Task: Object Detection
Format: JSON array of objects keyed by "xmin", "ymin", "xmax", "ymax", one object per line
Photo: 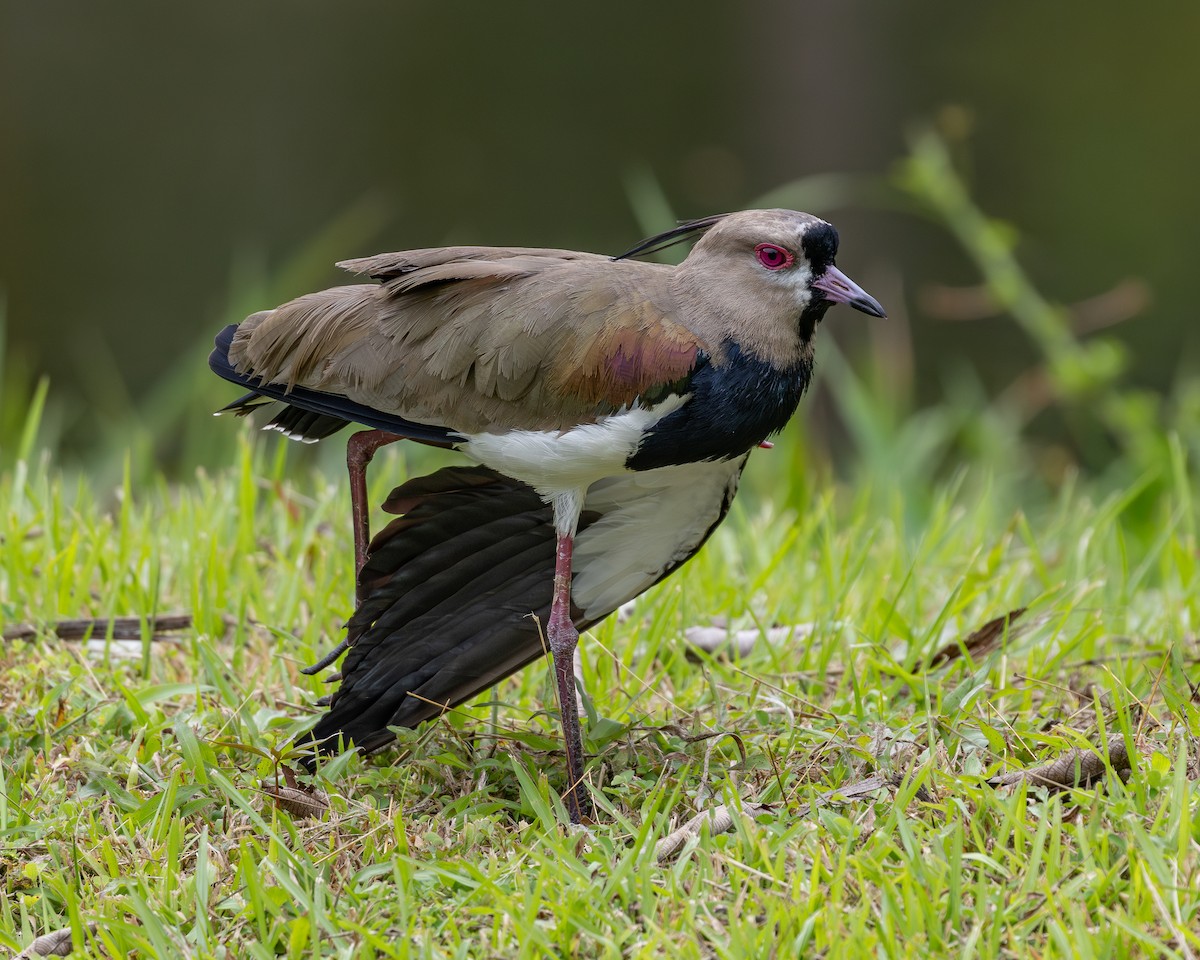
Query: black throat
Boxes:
[{"xmin": 626, "ymin": 342, "xmax": 813, "ymax": 471}]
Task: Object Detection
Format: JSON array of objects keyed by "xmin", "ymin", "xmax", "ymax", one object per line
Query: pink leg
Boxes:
[
  {"xmin": 301, "ymin": 431, "xmax": 397, "ymax": 680},
  {"xmin": 547, "ymin": 530, "xmax": 590, "ymax": 824},
  {"xmin": 346, "ymin": 429, "xmax": 402, "ymax": 587}
]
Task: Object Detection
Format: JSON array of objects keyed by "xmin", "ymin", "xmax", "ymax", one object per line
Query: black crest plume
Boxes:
[{"xmin": 612, "ymin": 214, "xmax": 729, "ymax": 262}]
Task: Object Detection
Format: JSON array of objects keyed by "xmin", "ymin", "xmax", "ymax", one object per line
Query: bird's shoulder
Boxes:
[
  {"xmin": 226, "ymin": 246, "xmax": 713, "ymax": 432},
  {"xmin": 347, "ymin": 248, "xmax": 709, "ymax": 421},
  {"xmin": 337, "ymin": 245, "xmax": 609, "ymax": 287}
]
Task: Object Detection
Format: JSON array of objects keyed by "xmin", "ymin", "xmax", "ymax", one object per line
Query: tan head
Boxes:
[{"xmin": 661, "ymin": 209, "xmax": 885, "ymax": 367}]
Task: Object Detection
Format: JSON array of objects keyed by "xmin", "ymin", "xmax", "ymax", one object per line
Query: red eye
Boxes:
[{"xmin": 754, "ymin": 243, "xmax": 793, "ymax": 270}]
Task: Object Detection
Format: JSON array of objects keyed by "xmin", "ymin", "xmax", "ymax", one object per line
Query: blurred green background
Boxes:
[{"xmin": 2, "ymin": 2, "xmax": 1198, "ymax": 479}]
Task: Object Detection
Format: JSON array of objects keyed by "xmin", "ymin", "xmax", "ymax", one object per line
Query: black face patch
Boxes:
[
  {"xmin": 797, "ymin": 299, "xmax": 833, "ymax": 343},
  {"xmin": 800, "ymin": 222, "xmax": 840, "ymax": 275}
]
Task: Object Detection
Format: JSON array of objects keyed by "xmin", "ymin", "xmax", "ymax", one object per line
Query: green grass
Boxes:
[
  {"xmin": 1, "ymin": 425, "xmax": 1198, "ymax": 958},
  {"xmin": 2, "ymin": 130, "xmax": 1199, "ymax": 956}
]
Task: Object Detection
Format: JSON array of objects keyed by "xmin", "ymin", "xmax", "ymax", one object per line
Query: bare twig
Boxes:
[
  {"xmin": 919, "ymin": 283, "xmax": 1002, "ymax": 321},
  {"xmin": 986, "ymin": 739, "xmax": 1133, "ymax": 792},
  {"xmin": 654, "ymin": 771, "xmax": 927, "ymax": 865},
  {"xmin": 1069, "ymin": 278, "xmax": 1151, "ymax": 335},
  {"xmin": 920, "ymin": 278, "xmax": 1148, "ymax": 334},
  {"xmin": 12, "ymin": 923, "xmax": 96, "ymax": 958},
  {"xmin": 260, "ymin": 779, "xmax": 330, "ymax": 819},
  {"xmin": 928, "ymin": 607, "xmax": 1028, "ymax": 667},
  {"xmin": 2, "ymin": 614, "xmax": 192, "ymax": 643},
  {"xmin": 655, "ymin": 802, "xmax": 772, "ymax": 864}
]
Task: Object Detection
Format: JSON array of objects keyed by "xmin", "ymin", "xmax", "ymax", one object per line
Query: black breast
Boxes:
[{"xmin": 626, "ymin": 342, "xmax": 812, "ymax": 471}]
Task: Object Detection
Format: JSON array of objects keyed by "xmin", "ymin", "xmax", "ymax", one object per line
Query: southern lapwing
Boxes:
[{"xmin": 208, "ymin": 209, "xmax": 885, "ymax": 822}]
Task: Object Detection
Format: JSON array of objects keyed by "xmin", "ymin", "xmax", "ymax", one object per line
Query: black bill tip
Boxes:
[{"xmin": 811, "ymin": 265, "xmax": 886, "ymax": 319}]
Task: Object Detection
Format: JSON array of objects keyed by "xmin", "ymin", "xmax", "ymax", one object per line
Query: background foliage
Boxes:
[{"xmin": 1, "ymin": 6, "xmax": 1198, "ymax": 958}]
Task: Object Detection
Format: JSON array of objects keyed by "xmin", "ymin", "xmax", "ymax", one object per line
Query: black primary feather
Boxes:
[
  {"xmin": 294, "ymin": 461, "xmax": 741, "ymax": 765},
  {"xmin": 295, "ymin": 466, "xmax": 577, "ymax": 762}
]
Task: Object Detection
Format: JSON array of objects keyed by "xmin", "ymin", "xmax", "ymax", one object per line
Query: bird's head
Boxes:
[{"xmin": 652, "ymin": 209, "xmax": 886, "ymax": 365}]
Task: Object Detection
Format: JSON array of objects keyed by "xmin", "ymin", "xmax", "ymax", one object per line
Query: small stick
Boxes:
[
  {"xmin": 2, "ymin": 614, "xmax": 192, "ymax": 642},
  {"xmin": 987, "ymin": 740, "xmax": 1133, "ymax": 792},
  {"xmin": 13, "ymin": 923, "xmax": 97, "ymax": 958}
]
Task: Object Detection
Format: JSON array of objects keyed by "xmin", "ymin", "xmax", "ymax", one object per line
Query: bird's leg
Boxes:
[
  {"xmin": 547, "ymin": 524, "xmax": 591, "ymax": 824},
  {"xmin": 346, "ymin": 429, "xmax": 402, "ymax": 586},
  {"xmin": 300, "ymin": 429, "xmax": 399, "ymax": 678}
]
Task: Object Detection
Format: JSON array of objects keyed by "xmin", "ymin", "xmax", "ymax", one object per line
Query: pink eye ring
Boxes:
[{"xmin": 754, "ymin": 243, "xmax": 794, "ymax": 270}]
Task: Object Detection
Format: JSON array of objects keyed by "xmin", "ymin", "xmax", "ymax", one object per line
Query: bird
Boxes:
[{"xmin": 208, "ymin": 209, "xmax": 885, "ymax": 823}]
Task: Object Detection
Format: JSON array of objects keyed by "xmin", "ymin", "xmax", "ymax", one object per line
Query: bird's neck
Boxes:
[
  {"xmin": 626, "ymin": 341, "xmax": 812, "ymax": 471},
  {"xmin": 669, "ymin": 267, "xmax": 814, "ymax": 370}
]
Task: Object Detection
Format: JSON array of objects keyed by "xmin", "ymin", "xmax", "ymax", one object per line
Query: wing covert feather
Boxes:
[{"xmin": 226, "ymin": 248, "xmax": 708, "ymax": 432}]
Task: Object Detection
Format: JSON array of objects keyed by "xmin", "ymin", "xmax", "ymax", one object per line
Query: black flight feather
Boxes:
[{"xmin": 295, "ymin": 461, "xmax": 742, "ymax": 765}]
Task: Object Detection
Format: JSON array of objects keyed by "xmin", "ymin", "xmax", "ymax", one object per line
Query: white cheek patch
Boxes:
[{"xmin": 782, "ymin": 260, "xmax": 814, "ymax": 307}]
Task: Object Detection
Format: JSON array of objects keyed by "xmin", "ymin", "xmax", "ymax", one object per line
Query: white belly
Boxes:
[
  {"xmin": 571, "ymin": 455, "xmax": 746, "ymax": 619},
  {"xmin": 456, "ymin": 394, "xmax": 689, "ymax": 497}
]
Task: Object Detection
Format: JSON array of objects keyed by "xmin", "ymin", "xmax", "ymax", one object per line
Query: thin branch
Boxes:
[
  {"xmin": 2, "ymin": 614, "xmax": 193, "ymax": 642},
  {"xmin": 928, "ymin": 607, "xmax": 1028, "ymax": 667},
  {"xmin": 13, "ymin": 923, "xmax": 96, "ymax": 958},
  {"xmin": 986, "ymin": 739, "xmax": 1133, "ymax": 792}
]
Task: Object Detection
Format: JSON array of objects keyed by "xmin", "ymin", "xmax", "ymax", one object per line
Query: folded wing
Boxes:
[{"xmin": 208, "ymin": 246, "xmax": 708, "ymax": 439}]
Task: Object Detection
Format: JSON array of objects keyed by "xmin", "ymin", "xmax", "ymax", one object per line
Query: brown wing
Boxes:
[{"xmin": 223, "ymin": 247, "xmax": 707, "ymax": 433}]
